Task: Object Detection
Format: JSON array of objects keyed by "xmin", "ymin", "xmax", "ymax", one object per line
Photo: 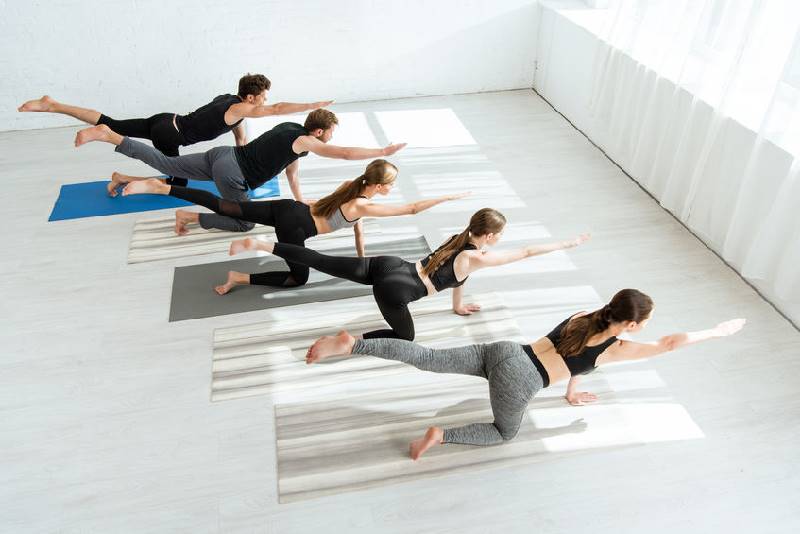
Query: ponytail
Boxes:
[
  {"xmin": 556, "ymin": 289, "xmax": 654, "ymax": 357},
  {"xmin": 421, "ymin": 229, "xmax": 471, "ymax": 277},
  {"xmin": 311, "ymin": 159, "xmax": 398, "ymax": 219},
  {"xmin": 421, "ymin": 207, "xmax": 507, "ymax": 277},
  {"xmin": 312, "ymin": 177, "xmax": 365, "ymax": 218}
]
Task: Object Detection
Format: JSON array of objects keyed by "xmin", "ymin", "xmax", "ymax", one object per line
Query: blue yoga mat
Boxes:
[{"xmin": 48, "ymin": 177, "xmax": 279, "ymax": 221}]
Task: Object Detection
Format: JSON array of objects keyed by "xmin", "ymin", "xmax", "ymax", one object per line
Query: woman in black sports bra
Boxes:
[
  {"xmin": 229, "ymin": 208, "xmax": 589, "ymax": 340},
  {"xmin": 304, "ymin": 289, "xmax": 746, "ymax": 459}
]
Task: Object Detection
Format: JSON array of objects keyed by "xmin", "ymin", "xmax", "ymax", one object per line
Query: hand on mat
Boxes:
[
  {"xmin": 565, "ymin": 391, "xmax": 598, "ymax": 406},
  {"xmin": 714, "ymin": 318, "xmax": 746, "ymax": 336},
  {"xmin": 453, "ymin": 303, "xmax": 481, "ymax": 316},
  {"xmin": 382, "ymin": 142, "xmax": 407, "ymax": 156},
  {"xmin": 563, "ymin": 233, "xmax": 591, "ymax": 249}
]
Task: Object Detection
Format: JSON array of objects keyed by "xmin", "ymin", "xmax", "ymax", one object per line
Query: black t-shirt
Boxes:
[
  {"xmin": 175, "ymin": 94, "xmax": 243, "ymax": 145},
  {"xmin": 234, "ymin": 122, "xmax": 309, "ymax": 189}
]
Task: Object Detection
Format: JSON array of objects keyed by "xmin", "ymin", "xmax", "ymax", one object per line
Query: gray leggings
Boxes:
[
  {"xmin": 115, "ymin": 137, "xmax": 254, "ymax": 232},
  {"xmin": 352, "ymin": 338, "xmax": 544, "ymax": 446}
]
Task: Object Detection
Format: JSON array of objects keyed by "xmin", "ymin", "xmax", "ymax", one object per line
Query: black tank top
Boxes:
[
  {"xmin": 175, "ymin": 94, "xmax": 243, "ymax": 145},
  {"xmin": 234, "ymin": 122, "xmax": 309, "ymax": 189},
  {"xmin": 545, "ymin": 316, "xmax": 617, "ymax": 375},
  {"xmin": 419, "ymin": 237, "xmax": 477, "ymax": 291}
]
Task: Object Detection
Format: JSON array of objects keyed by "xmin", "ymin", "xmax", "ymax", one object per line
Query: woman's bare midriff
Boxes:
[
  {"xmin": 529, "ymin": 337, "xmax": 572, "ymax": 384},
  {"xmin": 312, "ymin": 214, "xmax": 330, "ymax": 235},
  {"xmin": 415, "ymin": 261, "xmax": 437, "ymax": 297}
]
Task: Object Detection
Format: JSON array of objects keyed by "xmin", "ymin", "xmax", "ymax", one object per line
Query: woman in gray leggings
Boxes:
[{"xmin": 305, "ymin": 289, "xmax": 745, "ymax": 460}]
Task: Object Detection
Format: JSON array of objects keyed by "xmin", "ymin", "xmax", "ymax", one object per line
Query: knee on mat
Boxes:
[
  {"xmin": 395, "ymin": 329, "xmax": 416, "ymax": 342},
  {"xmin": 235, "ymin": 221, "xmax": 256, "ymax": 232},
  {"xmin": 498, "ymin": 425, "xmax": 520, "ymax": 442},
  {"xmin": 283, "ymin": 272, "xmax": 309, "ymax": 287}
]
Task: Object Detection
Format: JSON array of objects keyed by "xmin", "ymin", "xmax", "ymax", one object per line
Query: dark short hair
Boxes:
[
  {"xmin": 304, "ymin": 109, "xmax": 338, "ymax": 131},
  {"xmin": 238, "ymin": 73, "xmax": 271, "ymax": 97}
]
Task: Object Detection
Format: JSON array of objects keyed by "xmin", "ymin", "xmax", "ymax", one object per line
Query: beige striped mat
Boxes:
[
  {"xmin": 275, "ymin": 368, "xmax": 704, "ymax": 502},
  {"xmin": 127, "ymin": 216, "xmax": 382, "ymax": 264}
]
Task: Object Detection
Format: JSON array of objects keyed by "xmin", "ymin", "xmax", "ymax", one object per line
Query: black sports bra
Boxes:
[
  {"xmin": 419, "ymin": 236, "xmax": 477, "ymax": 291},
  {"xmin": 546, "ymin": 315, "xmax": 617, "ymax": 375}
]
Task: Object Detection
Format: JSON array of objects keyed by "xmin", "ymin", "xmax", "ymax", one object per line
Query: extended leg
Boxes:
[
  {"xmin": 18, "ymin": 95, "xmax": 102, "ymax": 125},
  {"xmin": 266, "ymin": 242, "xmax": 372, "ymax": 285},
  {"xmin": 307, "ymin": 334, "xmax": 486, "ymax": 376}
]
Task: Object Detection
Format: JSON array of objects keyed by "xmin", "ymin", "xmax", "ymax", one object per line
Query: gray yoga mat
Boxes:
[{"xmin": 169, "ymin": 234, "xmax": 432, "ymax": 321}]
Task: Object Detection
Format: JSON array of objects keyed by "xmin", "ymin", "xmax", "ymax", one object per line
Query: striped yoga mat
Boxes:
[
  {"xmin": 275, "ymin": 369, "xmax": 704, "ymax": 503},
  {"xmin": 127, "ymin": 217, "xmax": 382, "ymax": 264}
]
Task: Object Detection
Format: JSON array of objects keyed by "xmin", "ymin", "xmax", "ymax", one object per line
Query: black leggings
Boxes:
[
  {"xmin": 97, "ymin": 112, "xmax": 188, "ymax": 186},
  {"xmin": 168, "ymin": 186, "xmax": 318, "ymax": 286},
  {"xmin": 271, "ymin": 242, "xmax": 429, "ymax": 340}
]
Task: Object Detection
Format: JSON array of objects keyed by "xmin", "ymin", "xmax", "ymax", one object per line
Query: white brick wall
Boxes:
[{"xmin": 1, "ymin": 0, "xmax": 540, "ymax": 131}]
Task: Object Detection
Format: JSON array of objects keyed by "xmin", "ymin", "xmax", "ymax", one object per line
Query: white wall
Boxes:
[{"xmin": 0, "ymin": 0, "xmax": 540, "ymax": 132}]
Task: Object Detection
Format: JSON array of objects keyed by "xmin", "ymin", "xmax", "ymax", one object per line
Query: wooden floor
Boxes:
[{"xmin": 1, "ymin": 90, "xmax": 798, "ymax": 533}]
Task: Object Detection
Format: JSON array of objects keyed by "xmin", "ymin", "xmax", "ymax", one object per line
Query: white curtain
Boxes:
[{"xmin": 586, "ymin": 0, "xmax": 800, "ymax": 318}]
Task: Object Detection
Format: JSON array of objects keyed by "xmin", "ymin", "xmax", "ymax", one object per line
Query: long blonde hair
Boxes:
[
  {"xmin": 311, "ymin": 159, "xmax": 398, "ymax": 218},
  {"xmin": 421, "ymin": 208, "xmax": 506, "ymax": 277}
]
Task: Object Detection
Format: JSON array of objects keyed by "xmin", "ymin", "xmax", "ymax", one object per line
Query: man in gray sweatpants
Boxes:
[
  {"xmin": 115, "ymin": 138, "xmax": 252, "ymax": 231},
  {"xmin": 75, "ymin": 108, "xmax": 406, "ymax": 232}
]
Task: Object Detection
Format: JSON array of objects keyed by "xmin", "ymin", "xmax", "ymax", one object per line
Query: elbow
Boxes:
[{"xmin": 408, "ymin": 205, "xmax": 419, "ymax": 215}]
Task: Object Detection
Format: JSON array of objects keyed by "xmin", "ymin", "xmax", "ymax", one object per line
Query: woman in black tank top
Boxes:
[
  {"xmin": 302, "ymin": 289, "xmax": 745, "ymax": 458},
  {"xmin": 17, "ymin": 73, "xmax": 332, "ymax": 191},
  {"xmin": 229, "ymin": 208, "xmax": 589, "ymax": 340}
]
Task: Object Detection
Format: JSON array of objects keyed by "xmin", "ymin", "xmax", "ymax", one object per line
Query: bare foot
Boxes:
[
  {"xmin": 214, "ymin": 271, "xmax": 249, "ymax": 295},
  {"xmin": 75, "ymin": 124, "xmax": 112, "ymax": 147},
  {"xmin": 409, "ymin": 427, "xmax": 444, "ymax": 460},
  {"xmin": 106, "ymin": 172, "xmax": 129, "ymax": 197},
  {"xmin": 122, "ymin": 178, "xmax": 164, "ymax": 197},
  {"xmin": 229, "ymin": 237, "xmax": 261, "ymax": 256},
  {"xmin": 174, "ymin": 209, "xmax": 197, "ymax": 236},
  {"xmin": 18, "ymin": 95, "xmax": 55, "ymax": 112},
  {"xmin": 305, "ymin": 330, "xmax": 356, "ymax": 364}
]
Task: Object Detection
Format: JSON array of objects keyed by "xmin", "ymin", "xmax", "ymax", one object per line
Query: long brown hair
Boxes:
[
  {"xmin": 421, "ymin": 208, "xmax": 507, "ymax": 277},
  {"xmin": 556, "ymin": 289, "xmax": 654, "ymax": 357},
  {"xmin": 311, "ymin": 159, "xmax": 398, "ymax": 218}
]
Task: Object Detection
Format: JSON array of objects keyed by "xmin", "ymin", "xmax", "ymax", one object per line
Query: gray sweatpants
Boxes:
[
  {"xmin": 115, "ymin": 137, "xmax": 255, "ymax": 232},
  {"xmin": 352, "ymin": 338, "xmax": 544, "ymax": 446}
]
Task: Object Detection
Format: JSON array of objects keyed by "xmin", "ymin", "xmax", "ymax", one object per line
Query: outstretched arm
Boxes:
[
  {"xmin": 356, "ymin": 192, "xmax": 470, "ymax": 218},
  {"xmin": 471, "ymin": 233, "xmax": 591, "ymax": 269},
  {"xmin": 227, "ymin": 100, "xmax": 334, "ymax": 121},
  {"xmin": 354, "ymin": 220, "xmax": 366, "ymax": 257},
  {"xmin": 597, "ymin": 318, "xmax": 746, "ymax": 364},
  {"xmin": 296, "ymin": 136, "xmax": 407, "ymax": 160}
]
